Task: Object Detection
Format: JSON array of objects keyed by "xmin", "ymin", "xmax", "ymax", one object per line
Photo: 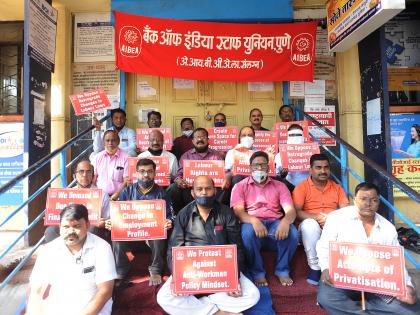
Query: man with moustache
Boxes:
[
  {"xmin": 27, "ymin": 204, "xmax": 117, "ymax": 315},
  {"xmin": 147, "ymin": 110, "xmax": 162, "ymax": 128},
  {"xmin": 249, "ymin": 108, "xmax": 269, "ymax": 131},
  {"xmin": 317, "ymin": 182, "xmax": 420, "ymax": 314},
  {"xmin": 278, "ymin": 105, "xmax": 295, "ymax": 122}
]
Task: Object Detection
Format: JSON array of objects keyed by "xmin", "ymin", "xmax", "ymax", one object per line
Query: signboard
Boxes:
[
  {"xmin": 304, "ymin": 105, "xmax": 337, "ymax": 146},
  {"xmin": 208, "ymin": 127, "xmax": 238, "ymax": 151},
  {"xmin": 110, "ymin": 200, "xmax": 166, "ymax": 240},
  {"xmin": 0, "ymin": 123, "xmax": 24, "ymax": 206},
  {"xmin": 172, "ymin": 245, "xmax": 239, "ymax": 295},
  {"xmin": 28, "ymin": 0, "xmax": 57, "ymax": 72},
  {"xmin": 127, "ymin": 156, "xmax": 170, "ymax": 186},
  {"xmin": 136, "ymin": 128, "xmax": 173, "ymax": 151},
  {"xmin": 254, "ymin": 130, "xmax": 278, "ymax": 152},
  {"xmin": 278, "ymin": 143, "xmax": 320, "ymax": 172},
  {"xmin": 115, "ymin": 12, "xmax": 317, "ymax": 82},
  {"xmin": 45, "ymin": 188, "xmax": 102, "ymax": 225},
  {"xmin": 232, "ymin": 150, "xmax": 275, "ymax": 176},
  {"xmin": 273, "ymin": 121, "xmax": 310, "ymax": 144},
  {"xmin": 326, "ymin": 0, "xmax": 405, "ymax": 52},
  {"xmin": 69, "ymin": 89, "xmax": 111, "ymax": 116},
  {"xmin": 329, "ymin": 242, "xmax": 406, "ymax": 297},
  {"xmin": 183, "ymin": 160, "xmax": 225, "ymax": 187}
]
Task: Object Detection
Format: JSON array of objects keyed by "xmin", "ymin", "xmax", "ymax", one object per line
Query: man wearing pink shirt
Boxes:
[
  {"xmin": 231, "ymin": 151, "xmax": 298, "ymax": 287},
  {"xmin": 93, "ymin": 130, "xmax": 129, "ymax": 201}
]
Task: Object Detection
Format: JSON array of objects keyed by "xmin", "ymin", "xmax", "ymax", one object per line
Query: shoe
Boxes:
[{"xmin": 307, "ymin": 269, "xmax": 321, "ymax": 285}]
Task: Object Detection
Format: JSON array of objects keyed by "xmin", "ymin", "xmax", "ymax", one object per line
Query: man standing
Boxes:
[
  {"xmin": 278, "ymin": 105, "xmax": 295, "ymax": 122},
  {"xmin": 92, "ymin": 108, "xmax": 137, "ymax": 157},
  {"xmin": 172, "ymin": 117, "xmax": 194, "ymax": 160},
  {"xmin": 27, "ymin": 204, "xmax": 116, "ymax": 315},
  {"xmin": 249, "ymin": 108, "xmax": 269, "ymax": 131},
  {"xmin": 138, "ymin": 130, "xmax": 178, "ymax": 183},
  {"xmin": 93, "ymin": 130, "xmax": 128, "ymax": 201},
  {"xmin": 157, "ymin": 176, "xmax": 260, "ymax": 315},
  {"xmin": 44, "ymin": 160, "xmax": 111, "ymax": 243},
  {"xmin": 293, "ymin": 154, "xmax": 349, "ymax": 285},
  {"xmin": 107, "ymin": 158, "xmax": 173, "ymax": 286},
  {"xmin": 231, "ymin": 151, "xmax": 298, "ymax": 287},
  {"xmin": 317, "ymin": 182, "xmax": 419, "ymax": 314},
  {"xmin": 214, "ymin": 112, "xmax": 227, "ymax": 127},
  {"xmin": 147, "ymin": 110, "xmax": 162, "ymax": 128}
]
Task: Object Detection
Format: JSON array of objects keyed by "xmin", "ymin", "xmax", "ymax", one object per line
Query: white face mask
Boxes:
[
  {"xmin": 240, "ymin": 136, "xmax": 254, "ymax": 149},
  {"xmin": 251, "ymin": 170, "xmax": 268, "ymax": 183},
  {"xmin": 287, "ymin": 131, "xmax": 304, "ymax": 144},
  {"xmin": 183, "ymin": 129, "xmax": 193, "ymax": 137}
]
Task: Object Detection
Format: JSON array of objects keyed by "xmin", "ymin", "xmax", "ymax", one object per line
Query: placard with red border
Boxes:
[
  {"xmin": 128, "ymin": 156, "xmax": 170, "ymax": 186},
  {"xmin": 136, "ymin": 127, "xmax": 173, "ymax": 151},
  {"xmin": 183, "ymin": 160, "xmax": 225, "ymax": 187},
  {"xmin": 254, "ymin": 130, "xmax": 278, "ymax": 152},
  {"xmin": 329, "ymin": 241, "xmax": 406, "ymax": 297},
  {"xmin": 172, "ymin": 245, "xmax": 239, "ymax": 295},
  {"xmin": 110, "ymin": 200, "xmax": 166, "ymax": 241},
  {"xmin": 278, "ymin": 142, "xmax": 319, "ymax": 172},
  {"xmin": 69, "ymin": 89, "xmax": 111, "ymax": 116},
  {"xmin": 273, "ymin": 121, "xmax": 310, "ymax": 144},
  {"xmin": 208, "ymin": 126, "xmax": 238, "ymax": 151},
  {"xmin": 232, "ymin": 149, "xmax": 275, "ymax": 176},
  {"xmin": 45, "ymin": 188, "xmax": 102, "ymax": 226}
]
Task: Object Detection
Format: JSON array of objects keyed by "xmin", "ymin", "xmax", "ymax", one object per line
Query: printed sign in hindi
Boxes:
[
  {"xmin": 45, "ymin": 188, "xmax": 102, "ymax": 225},
  {"xmin": 254, "ymin": 130, "xmax": 279, "ymax": 152},
  {"xmin": 172, "ymin": 245, "xmax": 239, "ymax": 295},
  {"xmin": 304, "ymin": 105, "xmax": 337, "ymax": 146},
  {"xmin": 69, "ymin": 89, "xmax": 111, "ymax": 115},
  {"xmin": 278, "ymin": 143, "xmax": 320, "ymax": 172},
  {"xmin": 232, "ymin": 149, "xmax": 275, "ymax": 176},
  {"xmin": 208, "ymin": 127, "xmax": 238, "ymax": 151},
  {"xmin": 127, "ymin": 156, "xmax": 170, "ymax": 186},
  {"xmin": 110, "ymin": 200, "xmax": 167, "ymax": 241},
  {"xmin": 183, "ymin": 160, "xmax": 225, "ymax": 187},
  {"xmin": 329, "ymin": 241, "xmax": 406, "ymax": 297},
  {"xmin": 136, "ymin": 128, "xmax": 173, "ymax": 151}
]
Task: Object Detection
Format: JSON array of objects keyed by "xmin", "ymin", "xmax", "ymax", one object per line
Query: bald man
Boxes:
[{"xmin": 157, "ymin": 176, "xmax": 260, "ymax": 315}]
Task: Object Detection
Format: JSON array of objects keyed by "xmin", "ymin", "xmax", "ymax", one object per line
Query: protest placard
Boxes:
[
  {"xmin": 172, "ymin": 245, "xmax": 239, "ymax": 295},
  {"xmin": 208, "ymin": 127, "xmax": 238, "ymax": 151},
  {"xmin": 183, "ymin": 160, "xmax": 225, "ymax": 187},
  {"xmin": 45, "ymin": 188, "xmax": 102, "ymax": 225},
  {"xmin": 136, "ymin": 127, "xmax": 172, "ymax": 151},
  {"xmin": 254, "ymin": 130, "xmax": 278, "ymax": 152},
  {"xmin": 278, "ymin": 142, "xmax": 319, "ymax": 172},
  {"xmin": 273, "ymin": 121, "xmax": 310, "ymax": 144},
  {"xmin": 69, "ymin": 89, "xmax": 111, "ymax": 115},
  {"xmin": 232, "ymin": 149, "xmax": 275, "ymax": 176},
  {"xmin": 128, "ymin": 156, "xmax": 170, "ymax": 186},
  {"xmin": 110, "ymin": 200, "xmax": 166, "ymax": 241},
  {"xmin": 329, "ymin": 242, "xmax": 406, "ymax": 297}
]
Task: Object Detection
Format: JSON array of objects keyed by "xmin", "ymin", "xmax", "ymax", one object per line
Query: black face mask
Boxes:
[
  {"xmin": 195, "ymin": 195, "xmax": 216, "ymax": 207},
  {"xmin": 148, "ymin": 148, "xmax": 163, "ymax": 156}
]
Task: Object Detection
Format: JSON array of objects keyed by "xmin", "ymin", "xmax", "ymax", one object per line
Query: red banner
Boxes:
[
  {"xmin": 304, "ymin": 105, "xmax": 336, "ymax": 146},
  {"xmin": 172, "ymin": 245, "xmax": 239, "ymax": 295},
  {"xmin": 114, "ymin": 12, "xmax": 316, "ymax": 82},
  {"xmin": 273, "ymin": 121, "xmax": 310, "ymax": 144},
  {"xmin": 278, "ymin": 142, "xmax": 320, "ymax": 172},
  {"xmin": 69, "ymin": 89, "xmax": 111, "ymax": 116},
  {"xmin": 136, "ymin": 128, "xmax": 172, "ymax": 151},
  {"xmin": 208, "ymin": 126, "xmax": 238, "ymax": 151},
  {"xmin": 45, "ymin": 188, "xmax": 102, "ymax": 226},
  {"xmin": 110, "ymin": 200, "xmax": 166, "ymax": 241},
  {"xmin": 128, "ymin": 156, "xmax": 170, "ymax": 186},
  {"xmin": 183, "ymin": 160, "xmax": 225, "ymax": 187},
  {"xmin": 254, "ymin": 130, "xmax": 278, "ymax": 152},
  {"xmin": 329, "ymin": 242, "xmax": 406, "ymax": 297},
  {"xmin": 232, "ymin": 149, "xmax": 275, "ymax": 176}
]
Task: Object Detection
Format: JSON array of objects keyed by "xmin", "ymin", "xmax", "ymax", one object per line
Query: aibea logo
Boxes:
[
  {"xmin": 290, "ymin": 33, "xmax": 314, "ymax": 66},
  {"xmin": 119, "ymin": 26, "xmax": 142, "ymax": 58}
]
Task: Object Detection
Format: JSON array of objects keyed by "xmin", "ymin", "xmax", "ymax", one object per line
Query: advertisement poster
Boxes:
[
  {"xmin": 232, "ymin": 150, "xmax": 275, "ymax": 176},
  {"xmin": 127, "ymin": 156, "xmax": 170, "ymax": 186},
  {"xmin": 304, "ymin": 105, "xmax": 337, "ymax": 146},
  {"xmin": 172, "ymin": 245, "xmax": 239, "ymax": 295},
  {"xmin": 390, "ymin": 113, "xmax": 420, "ymax": 197},
  {"xmin": 0, "ymin": 123, "xmax": 24, "ymax": 206},
  {"xmin": 45, "ymin": 188, "xmax": 102, "ymax": 225},
  {"xmin": 254, "ymin": 131, "xmax": 279, "ymax": 152},
  {"xmin": 110, "ymin": 200, "xmax": 166, "ymax": 240},
  {"xmin": 329, "ymin": 242, "xmax": 406, "ymax": 297},
  {"xmin": 208, "ymin": 127, "xmax": 238, "ymax": 151},
  {"xmin": 69, "ymin": 89, "xmax": 111, "ymax": 116},
  {"xmin": 183, "ymin": 160, "xmax": 225, "ymax": 187},
  {"xmin": 278, "ymin": 143, "xmax": 320, "ymax": 172},
  {"xmin": 136, "ymin": 128, "xmax": 173, "ymax": 151}
]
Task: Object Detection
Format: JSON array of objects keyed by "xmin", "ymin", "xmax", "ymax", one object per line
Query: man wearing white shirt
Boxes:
[
  {"xmin": 92, "ymin": 108, "xmax": 137, "ymax": 157},
  {"xmin": 316, "ymin": 182, "xmax": 419, "ymax": 314},
  {"xmin": 138, "ymin": 130, "xmax": 178, "ymax": 183},
  {"xmin": 27, "ymin": 204, "xmax": 117, "ymax": 315}
]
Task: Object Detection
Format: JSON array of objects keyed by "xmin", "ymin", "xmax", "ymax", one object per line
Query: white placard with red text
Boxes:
[{"xmin": 304, "ymin": 105, "xmax": 336, "ymax": 146}]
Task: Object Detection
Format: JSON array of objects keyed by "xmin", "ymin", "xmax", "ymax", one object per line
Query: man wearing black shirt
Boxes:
[{"xmin": 157, "ymin": 176, "xmax": 259, "ymax": 315}]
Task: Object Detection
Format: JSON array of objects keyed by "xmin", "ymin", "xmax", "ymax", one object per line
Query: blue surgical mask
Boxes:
[
  {"xmin": 214, "ymin": 121, "xmax": 226, "ymax": 127},
  {"xmin": 195, "ymin": 195, "xmax": 216, "ymax": 207},
  {"xmin": 137, "ymin": 179, "xmax": 154, "ymax": 189}
]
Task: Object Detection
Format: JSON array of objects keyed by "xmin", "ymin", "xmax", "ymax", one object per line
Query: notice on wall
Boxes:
[
  {"xmin": 304, "ymin": 105, "xmax": 337, "ymax": 146},
  {"xmin": 183, "ymin": 160, "xmax": 225, "ymax": 187},
  {"xmin": 173, "ymin": 78, "xmax": 195, "ymax": 89},
  {"xmin": 278, "ymin": 143, "xmax": 320, "ymax": 172},
  {"xmin": 329, "ymin": 242, "xmax": 406, "ymax": 297},
  {"xmin": 208, "ymin": 127, "xmax": 238, "ymax": 151},
  {"xmin": 289, "ymin": 81, "xmax": 305, "ymax": 97},
  {"xmin": 74, "ymin": 13, "xmax": 115, "ymax": 62},
  {"xmin": 136, "ymin": 128, "xmax": 173, "ymax": 151},
  {"xmin": 247, "ymin": 82, "xmax": 274, "ymax": 92},
  {"xmin": 172, "ymin": 245, "xmax": 239, "ymax": 295},
  {"xmin": 305, "ymin": 80, "xmax": 325, "ymax": 96},
  {"xmin": 128, "ymin": 156, "xmax": 170, "ymax": 186},
  {"xmin": 45, "ymin": 188, "xmax": 102, "ymax": 226},
  {"xmin": 110, "ymin": 200, "xmax": 167, "ymax": 240},
  {"xmin": 28, "ymin": 0, "xmax": 57, "ymax": 72},
  {"xmin": 366, "ymin": 98, "xmax": 382, "ymax": 136}
]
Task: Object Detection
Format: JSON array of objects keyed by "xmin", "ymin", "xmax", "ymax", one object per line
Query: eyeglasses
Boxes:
[
  {"xmin": 193, "ymin": 135, "xmax": 208, "ymax": 140},
  {"xmin": 137, "ymin": 169, "xmax": 155, "ymax": 175},
  {"xmin": 76, "ymin": 170, "xmax": 93, "ymax": 175},
  {"xmin": 251, "ymin": 163, "xmax": 269, "ymax": 170}
]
